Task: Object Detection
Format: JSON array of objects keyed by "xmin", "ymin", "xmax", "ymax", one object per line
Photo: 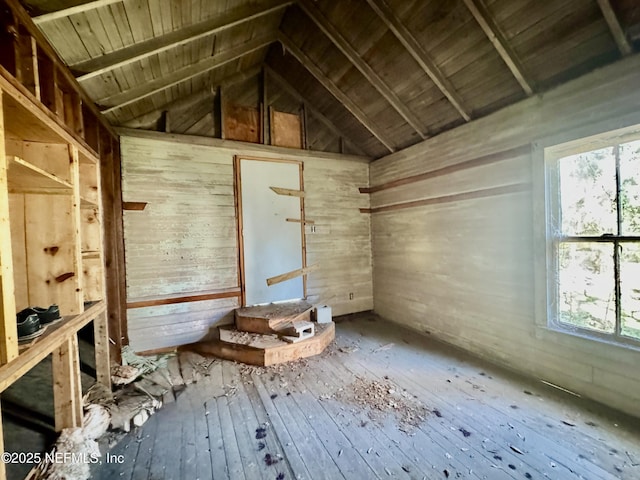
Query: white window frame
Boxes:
[{"xmin": 533, "ymin": 119, "xmax": 640, "ymax": 349}]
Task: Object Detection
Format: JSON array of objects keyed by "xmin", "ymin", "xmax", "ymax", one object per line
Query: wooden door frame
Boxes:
[{"xmin": 233, "ymin": 155, "xmax": 307, "ymax": 307}]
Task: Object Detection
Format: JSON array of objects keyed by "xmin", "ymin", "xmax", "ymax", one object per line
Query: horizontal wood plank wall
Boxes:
[
  {"xmin": 120, "ymin": 136, "xmax": 240, "ymax": 352},
  {"xmin": 120, "ymin": 132, "xmax": 372, "ymax": 352},
  {"xmin": 369, "ymin": 54, "xmax": 640, "ymax": 418},
  {"xmin": 303, "ymin": 158, "xmax": 372, "ymax": 314}
]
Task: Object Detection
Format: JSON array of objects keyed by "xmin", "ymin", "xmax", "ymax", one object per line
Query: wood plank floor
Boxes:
[{"xmin": 94, "ymin": 313, "xmax": 640, "ymax": 480}]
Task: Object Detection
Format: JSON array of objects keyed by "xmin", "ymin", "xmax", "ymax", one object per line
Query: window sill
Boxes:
[{"xmin": 535, "ymin": 323, "xmax": 640, "ymax": 354}]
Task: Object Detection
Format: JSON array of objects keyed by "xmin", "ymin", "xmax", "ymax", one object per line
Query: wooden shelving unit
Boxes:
[
  {"xmin": 6, "ymin": 155, "xmax": 73, "ymax": 193},
  {"xmin": 0, "ymin": 1, "xmax": 122, "ymax": 478}
]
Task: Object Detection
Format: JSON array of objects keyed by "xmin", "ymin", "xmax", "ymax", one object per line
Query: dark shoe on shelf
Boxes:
[
  {"xmin": 17, "ymin": 313, "xmax": 42, "ymax": 341},
  {"xmin": 17, "ymin": 304, "xmax": 62, "ymax": 325},
  {"xmin": 34, "ymin": 304, "xmax": 61, "ymax": 324}
]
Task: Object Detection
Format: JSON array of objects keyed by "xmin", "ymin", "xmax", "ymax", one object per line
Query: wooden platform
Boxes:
[
  {"xmin": 192, "ymin": 322, "xmax": 334, "ymax": 366},
  {"xmin": 94, "ymin": 312, "xmax": 640, "ymax": 480},
  {"xmin": 235, "ymin": 300, "xmax": 314, "ymax": 334}
]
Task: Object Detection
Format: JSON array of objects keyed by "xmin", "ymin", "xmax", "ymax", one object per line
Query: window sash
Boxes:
[
  {"xmin": 547, "ymin": 139, "xmax": 640, "ymax": 345},
  {"xmin": 550, "ymin": 141, "xmax": 640, "ymax": 345}
]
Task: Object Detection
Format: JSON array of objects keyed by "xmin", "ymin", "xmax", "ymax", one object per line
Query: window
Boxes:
[{"xmin": 545, "ymin": 133, "xmax": 640, "ymax": 345}]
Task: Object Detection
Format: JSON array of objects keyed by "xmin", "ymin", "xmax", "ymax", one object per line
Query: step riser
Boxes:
[{"xmin": 193, "ymin": 323, "xmax": 335, "ymax": 366}]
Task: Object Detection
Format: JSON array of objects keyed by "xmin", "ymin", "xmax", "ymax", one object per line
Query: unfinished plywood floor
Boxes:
[{"xmin": 95, "ymin": 313, "xmax": 640, "ymax": 480}]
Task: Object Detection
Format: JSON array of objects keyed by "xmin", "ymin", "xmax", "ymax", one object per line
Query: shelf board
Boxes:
[
  {"xmin": 0, "ymin": 301, "xmax": 106, "ymax": 392},
  {"xmin": 7, "ymin": 156, "xmax": 73, "ymax": 194}
]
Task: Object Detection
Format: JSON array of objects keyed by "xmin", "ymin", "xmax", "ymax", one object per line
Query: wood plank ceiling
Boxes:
[{"xmin": 21, "ymin": 0, "xmax": 640, "ymax": 158}]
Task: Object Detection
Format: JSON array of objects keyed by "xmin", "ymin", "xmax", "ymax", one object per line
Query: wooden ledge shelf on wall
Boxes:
[
  {"xmin": 126, "ymin": 287, "xmax": 242, "ymax": 309},
  {"xmin": 358, "ymin": 145, "xmax": 531, "ymax": 195},
  {"xmin": 270, "ymin": 186, "xmax": 305, "ymax": 197},
  {"xmin": 361, "ymin": 183, "xmax": 530, "ymax": 214},
  {"xmin": 123, "ymin": 201, "xmax": 148, "ymax": 211}
]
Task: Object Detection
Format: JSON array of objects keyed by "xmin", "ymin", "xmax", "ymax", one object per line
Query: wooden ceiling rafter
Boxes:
[
  {"xmin": 32, "ymin": 0, "xmax": 122, "ymax": 24},
  {"xmin": 596, "ymin": 0, "xmax": 634, "ymax": 56},
  {"xmin": 462, "ymin": 0, "xmax": 534, "ymax": 95},
  {"xmin": 264, "ymin": 65, "xmax": 368, "ymax": 157},
  {"xmin": 298, "ymin": 0, "xmax": 429, "ymax": 140},
  {"xmin": 122, "ymin": 67, "xmax": 261, "ymax": 128},
  {"xmin": 99, "ymin": 36, "xmax": 273, "ymax": 115},
  {"xmin": 72, "ymin": 0, "xmax": 292, "ymax": 82},
  {"xmin": 364, "ymin": 0, "xmax": 472, "ymax": 122},
  {"xmin": 278, "ymin": 31, "xmax": 395, "ymax": 153},
  {"xmin": 122, "ymin": 89, "xmax": 214, "ymax": 129}
]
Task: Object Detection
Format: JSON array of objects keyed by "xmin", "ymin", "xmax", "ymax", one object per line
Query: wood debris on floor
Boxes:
[
  {"xmin": 93, "ymin": 313, "xmax": 640, "ymax": 480},
  {"xmin": 22, "ymin": 349, "xmax": 222, "ymax": 480},
  {"xmin": 332, "ymin": 376, "xmax": 430, "ymax": 433},
  {"xmin": 101, "ymin": 350, "xmax": 218, "ymax": 434}
]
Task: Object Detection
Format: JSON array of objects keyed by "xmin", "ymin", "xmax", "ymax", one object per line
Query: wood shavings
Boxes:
[{"xmin": 335, "ymin": 376, "xmax": 429, "ymax": 433}]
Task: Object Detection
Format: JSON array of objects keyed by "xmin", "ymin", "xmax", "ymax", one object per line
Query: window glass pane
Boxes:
[
  {"xmin": 558, "ymin": 242, "xmax": 615, "ymax": 333},
  {"xmin": 621, "ymin": 243, "xmax": 640, "ymax": 340},
  {"xmin": 559, "ymin": 148, "xmax": 616, "ymax": 236},
  {"xmin": 619, "ymin": 140, "xmax": 640, "ymax": 235}
]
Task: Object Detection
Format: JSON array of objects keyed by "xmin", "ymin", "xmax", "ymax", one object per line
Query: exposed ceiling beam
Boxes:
[
  {"xmin": 299, "ymin": 0, "xmax": 428, "ymax": 140},
  {"xmin": 364, "ymin": 0, "xmax": 471, "ymax": 122},
  {"xmin": 33, "ymin": 0, "xmax": 122, "ymax": 24},
  {"xmin": 462, "ymin": 0, "xmax": 534, "ymax": 95},
  {"xmin": 121, "ymin": 67, "xmax": 261, "ymax": 128},
  {"xmin": 73, "ymin": 0, "xmax": 292, "ymax": 82},
  {"xmin": 278, "ymin": 32, "xmax": 395, "ymax": 153},
  {"xmin": 122, "ymin": 89, "xmax": 214, "ymax": 129},
  {"xmin": 596, "ymin": 0, "xmax": 633, "ymax": 56},
  {"xmin": 265, "ymin": 65, "xmax": 368, "ymax": 157},
  {"xmin": 99, "ymin": 36, "xmax": 272, "ymax": 115}
]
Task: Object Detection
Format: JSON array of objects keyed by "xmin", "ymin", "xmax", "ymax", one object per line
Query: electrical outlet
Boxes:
[{"xmin": 349, "ymin": 293, "xmax": 354, "ymax": 300}]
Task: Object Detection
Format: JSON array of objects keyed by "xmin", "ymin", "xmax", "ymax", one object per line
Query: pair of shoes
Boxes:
[
  {"xmin": 17, "ymin": 314, "xmax": 43, "ymax": 341},
  {"xmin": 17, "ymin": 304, "xmax": 61, "ymax": 325}
]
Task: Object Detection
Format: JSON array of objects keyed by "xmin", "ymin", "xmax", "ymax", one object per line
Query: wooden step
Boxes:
[
  {"xmin": 234, "ymin": 300, "xmax": 314, "ymax": 334},
  {"xmin": 190, "ymin": 322, "xmax": 335, "ymax": 366}
]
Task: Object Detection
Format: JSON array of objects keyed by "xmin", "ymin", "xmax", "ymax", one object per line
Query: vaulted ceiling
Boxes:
[{"xmin": 21, "ymin": 0, "xmax": 640, "ymax": 158}]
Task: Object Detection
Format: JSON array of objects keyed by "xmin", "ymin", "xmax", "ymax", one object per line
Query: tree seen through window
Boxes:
[{"xmin": 556, "ymin": 140, "xmax": 640, "ymax": 341}]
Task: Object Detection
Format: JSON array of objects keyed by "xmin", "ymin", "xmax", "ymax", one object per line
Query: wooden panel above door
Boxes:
[
  {"xmin": 271, "ymin": 110, "xmax": 303, "ymax": 148},
  {"xmin": 223, "ymin": 103, "xmax": 260, "ymax": 143}
]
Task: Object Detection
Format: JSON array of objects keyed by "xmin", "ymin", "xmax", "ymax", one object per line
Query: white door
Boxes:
[{"xmin": 238, "ymin": 158, "xmax": 304, "ymax": 305}]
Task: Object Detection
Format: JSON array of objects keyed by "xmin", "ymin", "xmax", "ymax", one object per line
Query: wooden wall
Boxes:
[
  {"xmin": 120, "ymin": 131, "xmax": 372, "ymax": 352},
  {"xmin": 369, "ymin": 53, "xmax": 640, "ymax": 418}
]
